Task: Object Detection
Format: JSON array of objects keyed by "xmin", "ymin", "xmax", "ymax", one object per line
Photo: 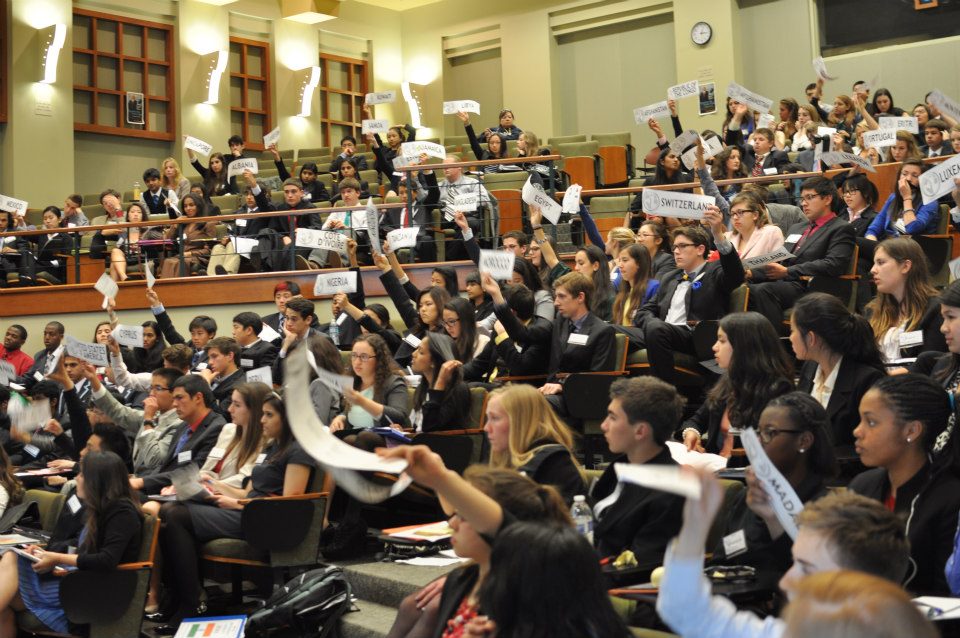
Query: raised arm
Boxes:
[{"xmin": 460, "ymin": 112, "xmax": 487, "ymax": 161}]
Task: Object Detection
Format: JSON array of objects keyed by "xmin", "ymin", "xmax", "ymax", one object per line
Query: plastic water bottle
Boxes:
[{"xmin": 571, "ymin": 495, "xmax": 594, "ymax": 544}]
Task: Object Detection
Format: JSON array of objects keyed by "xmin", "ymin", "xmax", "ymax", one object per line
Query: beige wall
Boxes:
[{"xmin": 442, "ymin": 50, "xmax": 503, "ymax": 138}]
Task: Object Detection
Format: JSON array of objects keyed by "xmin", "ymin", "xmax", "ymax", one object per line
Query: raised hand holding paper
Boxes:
[
  {"xmin": 113, "ymin": 324, "xmax": 144, "ymax": 348},
  {"xmin": 314, "ymin": 270, "xmax": 358, "ymax": 295},
  {"xmin": 183, "ymin": 136, "xmax": 213, "ymax": 156},
  {"xmin": 478, "ymin": 249, "xmax": 516, "ymax": 280},
  {"xmin": 920, "ymin": 153, "xmax": 960, "ymax": 205},
  {"xmin": 400, "ymin": 141, "xmax": 446, "ymax": 160},
  {"xmin": 443, "ymin": 100, "xmax": 480, "ymax": 115},
  {"xmin": 634, "ymin": 101, "xmax": 671, "ymax": 124},
  {"xmin": 521, "ymin": 176, "xmax": 562, "ymax": 224},
  {"xmin": 820, "ymin": 151, "xmax": 877, "ymax": 173},
  {"xmin": 741, "ymin": 428, "xmax": 802, "ymax": 539},
  {"xmin": 614, "ymin": 463, "xmax": 702, "ymax": 500},
  {"xmin": 879, "ymin": 116, "xmax": 920, "ymax": 135},
  {"xmin": 94, "ymin": 272, "xmax": 119, "ymax": 301},
  {"xmin": 365, "ymin": 198, "xmax": 382, "ymax": 254},
  {"xmin": 365, "ymin": 90, "xmax": 396, "ymax": 105},
  {"xmin": 362, "ymin": 119, "xmax": 388, "ymax": 134},
  {"xmin": 0, "ymin": 195, "xmax": 28, "ymax": 216},
  {"xmin": 812, "ymin": 56, "xmax": 836, "ymax": 81},
  {"xmin": 667, "ymin": 80, "xmax": 699, "ymax": 101},
  {"xmin": 669, "ymin": 129, "xmax": 700, "ymax": 155},
  {"xmin": 726, "ymin": 81, "xmax": 773, "ymax": 114},
  {"xmin": 757, "ymin": 113, "xmax": 775, "ymax": 130},
  {"xmin": 145, "ymin": 261, "xmax": 156, "ymax": 289},
  {"xmin": 562, "ymin": 184, "xmax": 583, "ymax": 214},
  {"xmin": 227, "ymin": 158, "xmax": 258, "ymax": 179},
  {"xmin": 453, "ymin": 193, "xmax": 479, "ymax": 213},
  {"xmin": 65, "ymin": 336, "xmax": 110, "ymax": 367},
  {"xmin": 295, "ymin": 228, "xmax": 348, "ymax": 253},
  {"xmin": 641, "ymin": 189, "xmax": 712, "ymax": 220},
  {"xmin": 928, "ymin": 89, "xmax": 960, "ymax": 123},
  {"xmin": 262, "ymin": 126, "xmax": 280, "ymax": 148},
  {"xmin": 386, "ymin": 226, "xmax": 420, "ymax": 250}
]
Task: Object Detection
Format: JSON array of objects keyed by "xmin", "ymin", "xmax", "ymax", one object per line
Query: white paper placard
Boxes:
[
  {"xmin": 562, "ymin": 184, "xmax": 583, "ymax": 214},
  {"xmin": 64, "ymin": 335, "xmax": 109, "ymax": 367},
  {"xmin": 400, "ymin": 141, "xmax": 446, "ymax": 160},
  {"xmin": 633, "ymin": 101, "xmax": 671, "ymax": 124},
  {"xmin": 521, "ymin": 176, "xmax": 562, "ymax": 224},
  {"xmin": 727, "ymin": 81, "xmax": 773, "ymax": 114},
  {"xmin": 94, "ymin": 272, "xmax": 119, "ymax": 300},
  {"xmin": 812, "ymin": 56, "xmax": 837, "ymax": 81},
  {"xmin": 245, "ymin": 366, "xmax": 273, "ymax": 386},
  {"xmin": 361, "ymin": 119, "xmax": 388, "ymax": 134},
  {"xmin": 7, "ymin": 394, "xmax": 51, "ymax": 432},
  {"xmin": 183, "ymin": 135, "xmax": 213, "ymax": 156},
  {"xmin": 680, "ymin": 135, "xmax": 722, "ymax": 170},
  {"xmin": 453, "ymin": 193, "xmax": 479, "ymax": 213},
  {"xmin": 313, "ymin": 270, "xmax": 358, "ymax": 296},
  {"xmin": 478, "ymin": 249, "xmax": 516, "ymax": 280},
  {"xmin": 667, "ymin": 80, "xmax": 699, "ymax": 101},
  {"xmin": 0, "ymin": 195, "xmax": 28, "ymax": 216},
  {"xmin": 365, "ymin": 90, "xmax": 397, "ymax": 105},
  {"xmin": 704, "ymin": 134, "xmax": 724, "ymax": 157},
  {"xmin": 641, "ymin": 189, "xmax": 712, "ymax": 220},
  {"xmin": 669, "ymin": 129, "xmax": 700, "ymax": 155},
  {"xmin": 920, "ymin": 153, "xmax": 960, "ymax": 205},
  {"xmin": 113, "ymin": 324, "xmax": 144, "ymax": 348},
  {"xmin": 365, "ymin": 198, "xmax": 382, "ymax": 254},
  {"xmin": 443, "ymin": 100, "xmax": 480, "ymax": 115},
  {"xmin": 386, "ymin": 226, "xmax": 420, "ymax": 250},
  {"xmin": 741, "ymin": 428, "xmax": 803, "ymax": 540},
  {"xmin": 226, "ymin": 158, "xmax": 259, "ymax": 179},
  {"xmin": 742, "ymin": 246, "xmax": 796, "ymax": 269},
  {"xmin": 879, "ymin": 116, "xmax": 920, "ymax": 135},
  {"xmin": 862, "ymin": 128, "xmax": 898, "ymax": 150},
  {"xmin": 259, "ymin": 323, "xmax": 281, "ymax": 343},
  {"xmin": 295, "ymin": 228, "xmax": 348, "ymax": 253},
  {"xmin": 757, "ymin": 113, "xmax": 776, "ymax": 130},
  {"xmin": 230, "ymin": 236, "xmax": 258, "ymax": 259},
  {"xmin": 144, "ymin": 260, "xmax": 156, "ymax": 289},
  {"xmin": 817, "ymin": 126, "xmax": 837, "ymax": 139},
  {"xmin": 614, "ymin": 463, "xmax": 703, "ymax": 500},
  {"xmin": 819, "ymin": 151, "xmax": 877, "ymax": 173},
  {"xmin": 0, "ymin": 360, "xmax": 14, "ymax": 386},
  {"xmin": 928, "ymin": 89, "xmax": 960, "ymax": 124},
  {"xmin": 263, "ymin": 126, "xmax": 281, "ymax": 148}
]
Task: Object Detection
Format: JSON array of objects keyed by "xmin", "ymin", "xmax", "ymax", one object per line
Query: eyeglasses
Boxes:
[
  {"xmin": 730, "ymin": 209, "xmax": 755, "ymax": 218},
  {"xmin": 350, "ymin": 353, "xmax": 376, "ymax": 362},
  {"xmin": 442, "ymin": 319, "xmax": 460, "ymax": 328},
  {"xmin": 799, "ymin": 194, "xmax": 822, "ymax": 202},
  {"xmin": 672, "ymin": 242, "xmax": 697, "ymax": 251},
  {"xmin": 757, "ymin": 428, "xmax": 803, "ymax": 444},
  {"xmin": 638, "ymin": 232, "xmax": 656, "ymax": 239},
  {"xmin": 842, "ymin": 189, "xmax": 860, "ymax": 195},
  {"xmin": 149, "ymin": 385, "xmax": 170, "ymax": 393}
]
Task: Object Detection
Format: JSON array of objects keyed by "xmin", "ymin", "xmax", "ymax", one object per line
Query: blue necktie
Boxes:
[{"xmin": 173, "ymin": 427, "xmax": 191, "ymax": 456}]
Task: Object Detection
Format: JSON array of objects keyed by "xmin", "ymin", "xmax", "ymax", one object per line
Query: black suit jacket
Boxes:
[
  {"xmin": 251, "ymin": 189, "xmax": 320, "ymax": 235},
  {"xmin": 750, "ymin": 216, "xmax": 855, "ymax": 282},
  {"xmin": 240, "ymin": 340, "xmax": 279, "ymax": 371},
  {"xmin": 724, "ymin": 129, "xmax": 789, "ymax": 174},
  {"xmin": 211, "ymin": 369, "xmax": 245, "ymax": 415},
  {"xmin": 636, "ymin": 246, "xmax": 745, "ymax": 330},
  {"xmin": 865, "ymin": 295, "xmax": 946, "ymax": 360},
  {"xmin": 547, "ymin": 312, "xmax": 617, "ymax": 383},
  {"xmin": 839, "ymin": 207, "xmax": 878, "ymax": 238},
  {"xmin": 139, "ymin": 409, "xmax": 226, "ymax": 493},
  {"xmin": 797, "ymin": 358, "xmax": 884, "ymax": 446},
  {"xmin": 383, "ymin": 172, "xmax": 439, "ymax": 234},
  {"xmin": 922, "ymin": 140, "xmax": 955, "ymax": 157}
]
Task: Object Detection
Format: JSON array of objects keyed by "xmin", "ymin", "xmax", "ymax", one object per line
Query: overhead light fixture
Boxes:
[
  {"xmin": 281, "ymin": 0, "xmax": 341, "ymax": 24},
  {"xmin": 202, "ymin": 49, "xmax": 229, "ymax": 105},
  {"xmin": 297, "ymin": 66, "xmax": 322, "ymax": 117},
  {"xmin": 38, "ymin": 24, "xmax": 66, "ymax": 84},
  {"xmin": 401, "ymin": 81, "xmax": 423, "ymax": 129}
]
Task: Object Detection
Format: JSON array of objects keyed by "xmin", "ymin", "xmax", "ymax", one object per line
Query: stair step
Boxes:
[
  {"xmin": 341, "ymin": 599, "xmax": 398, "ymax": 638},
  {"xmin": 338, "ymin": 560, "xmax": 458, "ymax": 608}
]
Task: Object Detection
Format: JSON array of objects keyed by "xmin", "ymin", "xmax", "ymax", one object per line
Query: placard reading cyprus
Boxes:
[
  {"xmin": 226, "ymin": 158, "xmax": 259, "ymax": 179},
  {"xmin": 113, "ymin": 324, "xmax": 144, "ymax": 349},
  {"xmin": 641, "ymin": 189, "xmax": 712, "ymax": 220},
  {"xmin": 920, "ymin": 153, "xmax": 960, "ymax": 205}
]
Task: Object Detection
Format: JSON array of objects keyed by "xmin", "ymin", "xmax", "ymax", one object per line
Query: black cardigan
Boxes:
[{"xmin": 76, "ymin": 500, "xmax": 143, "ymax": 571}]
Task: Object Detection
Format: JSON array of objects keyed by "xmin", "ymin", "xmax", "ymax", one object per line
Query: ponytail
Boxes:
[{"xmin": 793, "ymin": 293, "xmax": 884, "ymax": 371}]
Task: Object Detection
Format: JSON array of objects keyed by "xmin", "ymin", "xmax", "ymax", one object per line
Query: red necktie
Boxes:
[
  {"xmin": 752, "ymin": 155, "xmax": 765, "ymax": 177},
  {"xmin": 401, "ymin": 207, "xmax": 409, "ymax": 228}
]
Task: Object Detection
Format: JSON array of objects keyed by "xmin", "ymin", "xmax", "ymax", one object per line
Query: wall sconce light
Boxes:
[
  {"xmin": 401, "ymin": 81, "xmax": 423, "ymax": 129},
  {"xmin": 202, "ymin": 49, "xmax": 229, "ymax": 105},
  {"xmin": 38, "ymin": 24, "xmax": 66, "ymax": 84},
  {"xmin": 281, "ymin": 0, "xmax": 341, "ymax": 24},
  {"xmin": 297, "ymin": 66, "xmax": 322, "ymax": 117}
]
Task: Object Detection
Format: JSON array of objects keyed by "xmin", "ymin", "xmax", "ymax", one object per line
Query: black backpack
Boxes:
[{"xmin": 245, "ymin": 566, "xmax": 352, "ymax": 638}]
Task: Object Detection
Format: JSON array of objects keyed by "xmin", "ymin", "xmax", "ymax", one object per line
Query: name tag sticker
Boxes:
[
  {"xmin": 236, "ymin": 218, "xmax": 248, "ymax": 227},
  {"xmin": 763, "ymin": 167, "xmax": 778, "ymax": 175},
  {"xmin": 404, "ymin": 334, "xmax": 422, "ymax": 348},
  {"xmin": 723, "ymin": 529, "xmax": 748, "ymax": 557},
  {"xmin": 240, "ymin": 358, "xmax": 254, "ymax": 368},
  {"xmin": 178, "ymin": 450, "xmax": 192, "ymax": 464},
  {"xmin": 899, "ymin": 330, "xmax": 924, "ymax": 348},
  {"xmin": 567, "ymin": 333, "xmax": 589, "ymax": 346},
  {"xmin": 785, "ymin": 234, "xmax": 803, "ymax": 244},
  {"xmin": 195, "ymin": 362, "xmax": 208, "ymax": 371},
  {"xmin": 209, "ymin": 447, "xmax": 225, "ymax": 460},
  {"xmin": 67, "ymin": 494, "xmax": 82, "ymax": 514},
  {"xmin": 256, "ymin": 453, "xmax": 267, "ymax": 465},
  {"xmin": 33, "ymin": 372, "xmax": 44, "ymax": 382},
  {"xmin": 24, "ymin": 444, "xmax": 40, "ymax": 458}
]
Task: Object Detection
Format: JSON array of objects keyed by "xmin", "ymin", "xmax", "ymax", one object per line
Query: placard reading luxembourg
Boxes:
[
  {"xmin": 443, "ymin": 100, "xmax": 480, "ymax": 115},
  {"xmin": 313, "ymin": 271, "xmax": 358, "ymax": 296},
  {"xmin": 295, "ymin": 228, "xmax": 348, "ymax": 253},
  {"xmin": 386, "ymin": 226, "xmax": 420, "ymax": 250},
  {"xmin": 478, "ymin": 249, "xmax": 516, "ymax": 280},
  {"xmin": 183, "ymin": 136, "xmax": 213, "ymax": 156},
  {"xmin": 226, "ymin": 158, "xmax": 259, "ymax": 179},
  {"xmin": 362, "ymin": 119, "xmax": 388, "ymax": 134},
  {"xmin": 113, "ymin": 324, "xmax": 144, "ymax": 349},
  {"xmin": 400, "ymin": 141, "xmax": 446, "ymax": 160},
  {"xmin": 633, "ymin": 101, "xmax": 671, "ymax": 124},
  {"xmin": 726, "ymin": 82, "xmax": 773, "ymax": 114},
  {"xmin": 0, "ymin": 195, "xmax": 28, "ymax": 216},
  {"xmin": 920, "ymin": 153, "xmax": 960, "ymax": 205},
  {"xmin": 365, "ymin": 90, "xmax": 397, "ymax": 105},
  {"xmin": 64, "ymin": 336, "xmax": 110, "ymax": 367},
  {"xmin": 667, "ymin": 80, "xmax": 699, "ymax": 101},
  {"xmin": 641, "ymin": 189, "xmax": 712, "ymax": 220},
  {"xmin": 879, "ymin": 116, "xmax": 919, "ymax": 135},
  {"xmin": 521, "ymin": 176, "xmax": 562, "ymax": 224},
  {"xmin": 862, "ymin": 128, "xmax": 898, "ymax": 150}
]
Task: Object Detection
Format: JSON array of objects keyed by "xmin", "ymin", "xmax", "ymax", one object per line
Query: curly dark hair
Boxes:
[{"xmin": 350, "ymin": 333, "xmax": 402, "ymax": 406}]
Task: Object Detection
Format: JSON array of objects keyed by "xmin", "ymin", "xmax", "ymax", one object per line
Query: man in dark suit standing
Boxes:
[
  {"xmin": 232, "ymin": 311, "xmax": 278, "ymax": 372},
  {"xmin": 725, "ymin": 103, "xmax": 789, "ymax": 176},
  {"xmin": 129, "ymin": 375, "xmax": 225, "ymax": 494},
  {"xmin": 747, "ymin": 176, "xmax": 856, "ymax": 328},
  {"xmin": 635, "ymin": 208, "xmax": 745, "ymax": 382},
  {"xmin": 540, "ymin": 272, "xmax": 617, "ymax": 415}
]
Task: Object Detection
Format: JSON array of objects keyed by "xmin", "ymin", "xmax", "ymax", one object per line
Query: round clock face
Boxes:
[{"xmin": 691, "ymin": 21, "xmax": 712, "ymax": 45}]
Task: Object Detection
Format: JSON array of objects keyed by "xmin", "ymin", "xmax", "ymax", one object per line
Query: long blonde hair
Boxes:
[
  {"xmin": 161, "ymin": 158, "xmax": 185, "ymax": 189},
  {"xmin": 488, "ymin": 385, "xmax": 576, "ymax": 469}
]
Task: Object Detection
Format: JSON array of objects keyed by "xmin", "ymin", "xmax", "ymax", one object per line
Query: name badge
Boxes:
[
  {"xmin": 899, "ymin": 330, "xmax": 924, "ymax": 348},
  {"xmin": 404, "ymin": 334, "xmax": 422, "ymax": 348},
  {"xmin": 33, "ymin": 372, "xmax": 44, "ymax": 382},
  {"xmin": 722, "ymin": 529, "xmax": 748, "ymax": 558},
  {"xmin": 763, "ymin": 167, "xmax": 778, "ymax": 175},
  {"xmin": 195, "ymin": 362, "xmax": 208, "ymax": 371},
  {"xmin": 236, "ymin": 218, "xmax": 248, "ymax": 227},
  {"xmin": 255, "ymin": 453, "xmax": 267, "ymax": 465},
  {"xmin": 240, "ymin": 358, "xmax": 254, "ymax": 368},
  {"xmin": 785, "ymin": 233, "xmax": 802, "ymax": 244},
  {"xmin": 24, "ymin": 444, "xmax": 40, "ymax": 458},
  {"xmin": 567, "ymin": 333, "xmax": 589, "ymax": 346},
  {"xmin": 178, "ymin": 450, "xmax": 192, "ymax": 464},
  {"xmin": 209, "ymin": 447, "xmax": 225, "ymax": 460},
  {"xmin": 67, "ymin": 494, "xmax": 82, "ymax": 514}
]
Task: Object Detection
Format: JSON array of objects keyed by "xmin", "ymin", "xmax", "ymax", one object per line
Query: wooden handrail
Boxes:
[{"xmin": 394, "ymin": 154, "xmax": 562, "ymax": 172}]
